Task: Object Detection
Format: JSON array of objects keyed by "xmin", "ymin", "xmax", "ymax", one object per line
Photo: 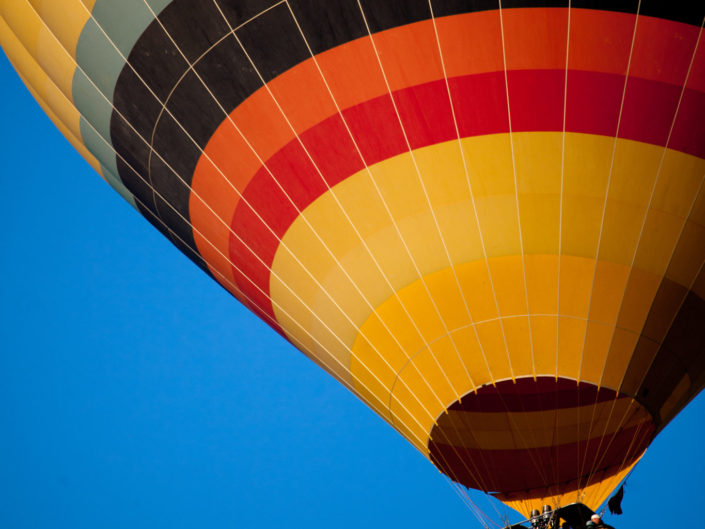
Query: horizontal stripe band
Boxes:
[{"xmin": 215, "ymin": 71, "xmax": 704, "ymax": 318}]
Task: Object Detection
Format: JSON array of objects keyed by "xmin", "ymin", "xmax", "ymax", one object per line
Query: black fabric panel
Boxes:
[
  {"xmin": 149, "ymin": 111, "xmax": 202, "ymax": 254},
  {"xmin": 192, "ymin": 34, "xmax": 262, "ymax": 111},
  {"xmin": 288, "ymin": 0, "xmax": 367, "ymax": 55},
  {"xmin": 157, "ymin": 0, "xmax": 231, "ymax": 63},
  {"xmin": 123, "ymin": 17, "xmax": 189, "ymax": 103},
  {"xmin": 235, "ymin": 3, "xmax": 311, "ymax": 81},
  {"xmin": 358, "ymin": 0, "xmax": 433, "ymax": 33},
  {"xmin": 112, "ymin": 66, "xmax": 164, "ymax": 146},
  {"xmin": 570, "ymin": 0, "xmax": 640, "ymax": 14},
  {"xmin": 162, "ymin": 70, "xmax": 226, "ymax": 149},
  {"xmin": 113, "ymin": 112, "xmax": 155, "ymax": 209},
  {"xmin": 496, "ymin": 0, "xmax": 569, "ymax": 8},
  {"xmin": 214, "ymin": 0, "xmax": 283, "ymax": 29},
  {"xmin": 638, "ymin": 0, "xmax": 705, "ymax": 26}
]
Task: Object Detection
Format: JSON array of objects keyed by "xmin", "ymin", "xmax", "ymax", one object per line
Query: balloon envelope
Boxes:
[{"xmin": 2, "ymin": 0, "xmax": 704, "ymax": 517}]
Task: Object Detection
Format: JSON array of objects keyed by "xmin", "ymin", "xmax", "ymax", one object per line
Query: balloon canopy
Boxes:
[{"xmin": 2, "ymin": 0, "xmax": 704, "ymax": 518}]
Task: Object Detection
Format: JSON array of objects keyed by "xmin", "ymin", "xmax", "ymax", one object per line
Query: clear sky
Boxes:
[{"xmin": 1, "ymin": 49, "xmax": 703, "ymax": 529}]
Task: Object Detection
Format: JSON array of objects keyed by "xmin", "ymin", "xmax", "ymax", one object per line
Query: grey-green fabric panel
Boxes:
[{"xmin": 72, "ymin": 0, "xmax": 172, "ymax": 208}]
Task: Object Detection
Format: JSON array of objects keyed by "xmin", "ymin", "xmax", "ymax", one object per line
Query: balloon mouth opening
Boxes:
[{"xmin": 428, "ymin": 376, "xmax": 654, "ymax": 499}]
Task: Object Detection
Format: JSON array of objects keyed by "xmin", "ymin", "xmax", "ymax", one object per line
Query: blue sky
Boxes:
[{"xmin": 1, "ymin": 50, "xmax": 703, "ymax": 529}]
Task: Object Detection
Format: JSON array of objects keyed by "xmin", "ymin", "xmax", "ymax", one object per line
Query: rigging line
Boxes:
[
  {"xmin": 211, "ymin": 0, "xmax": 471, "ymax": 420},
  {"xmin": 144, "ymin": 0, "xmax": 286, "ymax": 218},
  {"xmin": 497, "ymin": 0, "xmax": 535, "ymax": 381},
  {"xmin": 71, "ymin": 0, "xmax": 460, "ymax": 438},
  {"xmin": 597, "ymin": 15, "xmax": 705, "ymax": 389},
  {"xmin": 552, "ymin": 1, "xmax": 572, "ymax": 497},
  {"xmin": 433, "ymin": 0, "xmax": 558, "ymax": 475},
  {"xmin": 477, "ymin": 2, "xmax": 564, "ymax": 487},
  {"xmin": 42, "ymin": 5, "xmax": 495, "ymax": 494},
  {"xmin": 354, "ymin": 0, "xmax": 486, "ymax": 397},
  {"xmin": 445, "ymin": 479, "xmax": 493, "ymax": 529},
  {"xmin": 558, "ymin": 1, "xmax": 572, "ymax": 378},
  {"xmin": 425, "ymin": 0, "xmax": 514, "ymax": 393},
  {"xmin": 75, "ymin": 88, "xmax": 431, "ymax": 445},
  {"xmin": 35, "ymin": 1, "xmax": 452, "ymax": 449},
  {"xmin": 596, "ymin": 419, "xmax": 647, "ymax": 503},
  {"xmin": 420, "ymin": 10, "xmax": 552, "ymax": 501},
  {"xmin": 586, "ymin": 14, "xmax": 704, "ymax": 491},
  {"xmin": 131, "ymin": 195, "xmax": 391, "ymax": 418},
  {"xmin": 279, "ymin": 0, "xmax": 481, "ymax": 396},
  {"xmin": 583, "ymin": 405, "xmax": 650, "ymax": 506},
  {"xmin": 277, "ymin": 2, "xmax": 506, "ymax": 494},
  {"xmin": 140, "ymin": 0, "xmax": 466, "ymax": 443},
  {"xmin": 593, "ymin": 439, "xmax": 639, "ymax": 510},
  {"xmin": 581, "ymin": 374, "xmax": 660, "ymax": 495},
  {"xmin": 580, "ymin": 398, "xmax": 643, "ymax": 493},
  {"xmin": 275, "ymin": 10, "xmax": 502, "ymax": 490},
  {"xmin": 351, "ymin": 0, "xmax": 552, "ymax": 497},
  {"xmin": 12, "ymin": 35, "xmax": 402, "ymax": 443},
  {"xmin": 183, "ymin": 8, "xmax": 495, "ymax": 489},
  {"xmin": 574, "ymin": 0, "xmax": 642, "ymax": 492},
  {"xmin": 461, "ymin": 492, "xmax": 504, "ymax": 529},
  {"xmin": 203, "ymin": 0, "xmax": 448, "ymax": 392},
  {"xmin": 21, "ymin": 2, "xmax": 508, "ymax": 499},
  {"xmin": 350, "ymin": 1, "xmax": 494, "ymax": 394},
  {"xmin": 576, "ymin": 0, "xmax": 642, "ymax": 383}
]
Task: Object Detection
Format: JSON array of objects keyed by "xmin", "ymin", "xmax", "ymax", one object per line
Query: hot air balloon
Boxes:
[{"xmin": 2, "ymin": 0, "xmax": 704, "ymax": 523}]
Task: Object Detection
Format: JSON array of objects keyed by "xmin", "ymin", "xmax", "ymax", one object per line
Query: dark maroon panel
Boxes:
[{"xmin": 428, "ymin": 378, "xmax": 655, "ymax": 496}]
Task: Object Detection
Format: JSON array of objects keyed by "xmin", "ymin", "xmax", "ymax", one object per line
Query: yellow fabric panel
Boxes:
[
  {"xmin": 355, "ymin": 255, "xmax": 630, "ymax": 441},
  {"xmin": 28, "ymin": 0, "xmax": 96, "ymax": 56},
  {"xmin": 601, "ymin": 327, "xmax": 640, "ymax": 389},
  {"xmin": 489, "ymin": 255, "xmax": 529, "ymax": 317},
  {"xmin": 562, "ymin": 134, "xmax": 613, "ymax": 258},
  {"xmin": 616, "ymin": 267, "xmax": 662, "ymax": 333},
  {"xmin": 473, "ymin": 319, "xmax": 514, "ymax": 381},
  {"xmin": 0, "ymin": 16, "xmax": 99, "ymax": 172},
  {"xmin": 579, "ymin": 320, "xmax": 614, "ymax": 383},
  {"xmin": 0, "ymin": 1, "xmax": 42, "ymax": 56},
  {"xmin": 501, "ymin": 315, "xmax": 534, "ymax": 376},
  {"xmin": 597, "ymin": 140, "xmax": 664, "ymax": 264},
  {"xmin": 412, "ymin": 141, "xmax": 486, "ymax": 265},
  {"xmin": 531, "ymin": 315, "xmax": 558, "ymax": 375},
  {"xmin": 559, "ymin": 255, "xmax": 593, "ymax": 318},
  {"xmin": 1, "ymin": 0, "xmax": 78, "ymax": 100},
  {"xmin": 691, "ymin": 183, "xmax": 705, "ymax": 226},
  {"xmin": 526, "ymin": 254, "xmax": 559, "ymax": 314},
  {"xmin": 556, "ymin": 316, "xmax": 587, "ymax": 379},
  {"xmin": 515, "ymin": 133, "xmax": 562, "ymax": 255},
  {"xmin": 664, "ymin": 182, "xmax": 705, "ymax": 290},
  {"xmin": 588, "ymin": 260, "xmax": 629, "ymax": 325}
]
